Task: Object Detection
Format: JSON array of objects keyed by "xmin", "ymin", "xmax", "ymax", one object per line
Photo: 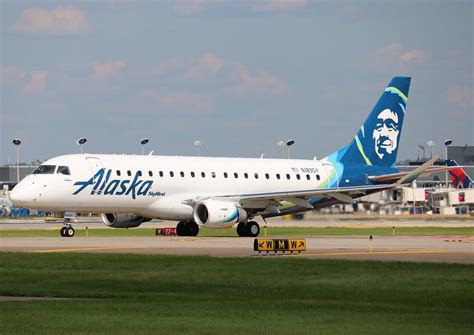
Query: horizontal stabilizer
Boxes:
[
  {"xmin": 395, "ymin": 156, "xmax": 438, "ymax": 186},
  {"xmin": 369, "ymin": 165, "xmax": 458, "ymax": 183}
]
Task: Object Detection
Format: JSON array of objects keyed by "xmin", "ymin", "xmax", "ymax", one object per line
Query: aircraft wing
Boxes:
[
  {"xmin": 216, "ymin": 183, "xmax": 395, "ymax": 209},
  {"xmin": 191, "ymin": 157, "xmax": 442, "ymax": 217}
]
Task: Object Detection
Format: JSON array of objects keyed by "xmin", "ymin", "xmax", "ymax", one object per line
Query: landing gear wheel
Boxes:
[
  {"xmin": 176, "ymin": 221, "xmax": 185, "ymax": 236},
  {"xmin": 66, "ymin": 227, "xmax": 75, "ymax": 237},
  {"xmin": 184, "ymin": 221, "xmax": 199, "ymax": 236},
  {"xmin": 237, "ymin": 222, "xmax": 247, "ymax": 237},
  {"xmin": 60, "ymin": 227, "xmax": 66, "ymax": 237},
  {"xmin": 245, "ymin": 221, "xmax": 260, "ymax": 237}
]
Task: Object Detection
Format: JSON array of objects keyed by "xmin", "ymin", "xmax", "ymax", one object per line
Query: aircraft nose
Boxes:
[{"xmin": 9, "ymin": 183, "xmax": 32, "ymax": 207}]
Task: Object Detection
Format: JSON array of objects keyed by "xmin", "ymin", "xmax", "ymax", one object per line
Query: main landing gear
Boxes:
[
  {"xmin": 237, "ymin": 221, "xmax": 260, "ymax": 237},
  {"xmin": 60, "ymin": 225, "xmax": 75, "ymax": 237},
  {"xmin": 176, "ymin": 221, "xmax": 199, "ymax": 236}
]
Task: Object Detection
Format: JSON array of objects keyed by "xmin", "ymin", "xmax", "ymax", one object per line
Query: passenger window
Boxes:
[
  {"xmin": 316, "ymin": 174, "xmax": 321, "ymax": 181},
  {"xmin": 276, "ymin": 174, "xmax": 280, "ymax": 180},
  {"xmin": 296, "ymin": 174, "xmax": 300, "ymax": 180},
  {"xmin": 170, "ymin": 171, "xmax": 174, "ymax": 177},
  {"xmin": 234, "ymin": 172, "xmax": 238, "ymax": 178},
  {"xmin": 212, "ymin": 172, "xmax": 216, "ymax": 178},
  {"xmin": 34, "ymin": 165, "xmax": 56, "ymax": 174},
  {"xmin": 191, "ymin": 172, "xmax": 195, "ymax": 178},
  {"xmin": 57, "ymin": 166, "xmax": 71, "ymax": 175},
  {"xmin": 159, "ymin": 171, "xmax": 163, "ymax": 177},
  {"xmin": 306, "ymin": 174, "xmax": 310, "ymax": 180},
  {"xmin": 254, "ymin": 173, "xmax": 259, "ymax": 179},
  {"xmin": 224, "ymin": 172, "xmax": 228, "ymax": 178},
  {"xmin": 265, "ymin": 173, "xmax": 269, "ymax": 179},
  {"xmin": 127, "ymin": 170, "xmax": 132, "ymax": 176},
  {"xmin": 244, "ymin": 173, "xmax": 248, "ymax": 179},
  {"xmin": 149, "ymin": 171, "xmax": 153, "ymax": 177},
  {"xmin": 201, "ymin": 172, "xmax": 206, "ymax": 178},
  {"xmin": 116, "ymin": 170, "xmax": 121, "ymax": 176},
  {"xmin": 286, "ymin": 174, "xmax": 290, "ymax": 180},
  {"xmin": 180, "ymin": 171, "xmax": 185, "ymax": 177},
  {"xmin": 137, "ymin": 171, "xmax": 142, "ymax": 177}
]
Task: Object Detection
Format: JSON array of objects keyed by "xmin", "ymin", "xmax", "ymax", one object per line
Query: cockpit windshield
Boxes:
[
  {"xmin": 33, "ymin": 165, "xmax": 56, "ymax": 174},
  {"xmin": 57, "ymin": 166, "xmax": 71, "ymax": 175}
]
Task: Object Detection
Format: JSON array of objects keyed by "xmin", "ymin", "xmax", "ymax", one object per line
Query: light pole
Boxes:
[
  {"xmin": 76, "ymin": 137, "xmax": 87, "ymax": 154},
  {"xmin": 193, "ymin": 140, "xmax": 202, "ymax": 156},
  {"xmin": 444, "ymin": 139, "xmax": 453, "ymax": 188},
  {"xmin": 12, "ymin": 138, "xmax": 21, "ymax": 183},
  {"xmin": 277, "ymin": 140, "xmax": 285, "ymax": 158},
  {"xmin": 286, "ymin": 139, "xmax": 295, "ymax": 159},
  {"xmin": 141, "ymin": 138, "xmax": 149, "ymax": 155},
  {"xmin": 418, "ymin": 145, "xmax": 425, "ymax": 161},
  {"xmin": 427, "ymin": 140, "xmax": 435, "ymax": 159}
]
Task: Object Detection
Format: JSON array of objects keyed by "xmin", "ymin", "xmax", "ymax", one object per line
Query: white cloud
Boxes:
[
  {"xmin": 23, "ymin": 70, "xmax": 48, "ymax": 94},
  {"xmin": 0, "ymin": 66, "xmax": 27, "ymax": 87},
  {"xmin": 232, "ymin": 65, "xmax": 287, "ymax": 96},
  {"xmin": 92, "ymin": 60, "xmax": 126, "ymax": 81},
  {"xmin": 252, "ymin": 0, "xmax": 308, "ymax": 12},
  {"xmin": 374, "ymin": 43, "xmax": 430, "ymax": 64},
  {"xmin": 183, "ymin": 53, "xmax": 225, "ymax": 80},
  {"xmin": 174, "ymin": 0, "xmax": 208, "ymax": 15},
  {"xmin": 13, "ymin": 6, "xmax": 92, "ymax": 35},
  {"xmin": 399, "ymin": 49, "xmax": 430, "ymax": 63},
  {"xmin": 143, "ymin": 91, "xmax": 214, "ymax": 112},
  {"xmin": 151, "ymin": 57, "xmax": 187, "ymax": 77},
  {"xmin": 152, "ymin": 53, "xmax": 225, "ymax": 81},
  {"xmin": 447, "ymin": 86, "xmax": 473, "ymax": 108}
]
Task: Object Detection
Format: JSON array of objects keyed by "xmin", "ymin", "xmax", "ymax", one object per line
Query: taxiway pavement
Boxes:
[{"xmin": 1, "ymin": 235, "xmax": 472, "ymax": 263}]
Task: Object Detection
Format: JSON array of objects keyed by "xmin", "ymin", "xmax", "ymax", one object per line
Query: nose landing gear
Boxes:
[{"xmin": 237, "ymin": 221, "xmax": 260, "ymax": 237}]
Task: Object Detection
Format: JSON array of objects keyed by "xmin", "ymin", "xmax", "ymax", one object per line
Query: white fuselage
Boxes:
[{"xmin": 10, "ymin": 154, "xmax": 332, "ymax": 221}]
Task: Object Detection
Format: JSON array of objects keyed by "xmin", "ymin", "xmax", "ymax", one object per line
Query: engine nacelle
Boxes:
[
  {"xmin": 101, "ymin": 213, "xmax": 150, "ymax": 228},
  {"xmin": 193, "ymin": 200, "xmax": 247, "ymax": 228}
]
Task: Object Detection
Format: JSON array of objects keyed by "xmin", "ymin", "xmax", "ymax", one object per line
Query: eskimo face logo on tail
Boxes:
[
  {"xmin": 73, "ymin": 168, "xmax": 153, "ymax": 199},
  {"xmin": 372, "ymin": 109, "xmax": 400, "ymax": 159}
]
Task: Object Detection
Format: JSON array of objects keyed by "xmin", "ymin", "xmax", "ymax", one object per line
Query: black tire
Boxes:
[
  {"xmin": 176, "ymin": 221, "xmax": 185, "ymax": 236},
  {"xmin": 236, "ymin": 222, "xmax": 247, "ymax": 237},
  {"xmin": 246, "ymin": 221, "xmax": 260, "ymax": 237},
  {"xmin": 66, "ymin": 227, "xmax": 75, "ymax": 237},
  {"xmin": 60, "ymin": 227, "xmax": 66, "ymax": 237},
  {"xmin": 185, "ymin": 221, "xmax": 199, "ymax": 236}
]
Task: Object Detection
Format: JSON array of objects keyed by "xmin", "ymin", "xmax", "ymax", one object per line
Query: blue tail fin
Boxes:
[{"xmin": 336, "ymin": 77, "xmax": 411, "ymax": 167}]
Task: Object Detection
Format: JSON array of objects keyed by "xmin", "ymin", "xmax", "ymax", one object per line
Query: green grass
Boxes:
[
  {"xmin": 0, "ymin": 253, "xmax": 472, "ymax": 334},
  {"xmin": 0, "ymin": 226, "xmax": 473, "ymax": 237}
]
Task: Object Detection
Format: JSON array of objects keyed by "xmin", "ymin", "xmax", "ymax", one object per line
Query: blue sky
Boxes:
[{"xmin": 1, "ymin": 0, "xmax": 472, "ymax": 165}]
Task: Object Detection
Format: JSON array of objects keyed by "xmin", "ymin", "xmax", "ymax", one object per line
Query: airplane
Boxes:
[
  {"xmin": 447, "ymin": 160, "xmax": 473, "ymax": 189},
  {"xmin": 9, "ymin": 76, "xmax": 445, "ymax": 238}
]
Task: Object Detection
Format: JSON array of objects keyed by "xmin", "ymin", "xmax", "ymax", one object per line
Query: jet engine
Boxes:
[
  {"xmin": 193, "ymin": 200, "xmax": 247, "ymax": 228},
  {"xmin": 101, "ymin": 213, "xmax": 151, "ymax": 228}
]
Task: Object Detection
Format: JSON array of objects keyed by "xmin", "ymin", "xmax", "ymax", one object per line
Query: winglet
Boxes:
[{"xmin": 395, "ymin": 156, "xmax": 438, "ymax": 186}]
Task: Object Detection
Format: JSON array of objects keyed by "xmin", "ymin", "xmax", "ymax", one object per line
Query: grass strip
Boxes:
[
  {"xmin": 0, "ymin": 226, "xmax": 473, "ymax": 237},
  {"xmin": 0, "ymin": 252, "xmax": 473, "ymax": 334}
]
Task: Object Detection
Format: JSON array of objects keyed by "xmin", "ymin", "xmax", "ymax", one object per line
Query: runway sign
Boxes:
[
  {"xmin": 254, "ymin": 239, "xmax": 306, "ymax": 253},
  {"xmin": 155, "ymin": 228, "xmax": 177, "ymax": 236}
]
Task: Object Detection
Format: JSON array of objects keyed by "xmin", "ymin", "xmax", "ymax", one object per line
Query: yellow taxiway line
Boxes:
[
  {"xmin": 282, "ymin": 249, "xmax": 449, "ymax": 257},
  {"xmin": 33, "ymin": 246, "xmax": 147, "ymax": 253}
]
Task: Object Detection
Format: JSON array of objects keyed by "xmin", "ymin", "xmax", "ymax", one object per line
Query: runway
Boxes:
[{"xmin": 1, "ymin": 235, "xmax": 472, "ymax": 263}]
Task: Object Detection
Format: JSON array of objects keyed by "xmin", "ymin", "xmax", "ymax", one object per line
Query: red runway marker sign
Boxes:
[{"xmin": 156, "ymin": 228, "xmax": 177, "ymax": 236}]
